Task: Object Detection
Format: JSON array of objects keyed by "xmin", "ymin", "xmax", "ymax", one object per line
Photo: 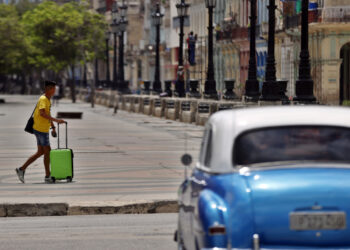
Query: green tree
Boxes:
[
  {"xmin": 13, "ymin": 0, "xmax": 38, "ymax": 17},
  {"xmin": 0, "ymin": 5, "xmax": 26, "ymax": 75},
  {"xmin": 75, "ymin": 2, "xmax": 107, "ymax": 105},
  {"xmin": 20, "ymin": 1, "xmax": 107, "ymax": 100}
]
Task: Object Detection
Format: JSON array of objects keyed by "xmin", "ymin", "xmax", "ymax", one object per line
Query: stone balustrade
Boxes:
[{"xmin": 75, "ymin": 89, "xmax": 295, "ymax": 126}]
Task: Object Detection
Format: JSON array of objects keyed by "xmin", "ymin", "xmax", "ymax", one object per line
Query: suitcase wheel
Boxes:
[
  {"xmin": 51, "ymin": 177, "xmax": 56, "ymax": 183},
  {"xmin": 67, "ymin": 177, "xmax": 72, "ymax": 183}
]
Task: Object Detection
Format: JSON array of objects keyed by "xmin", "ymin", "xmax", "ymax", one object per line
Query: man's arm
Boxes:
[
  {"xmin": 39, "ymin": 109, "xmax": 65, "ymax": 124},
  {"xmin": 51, "ymin": 121, "xmax": 56, "ymax": 130}
]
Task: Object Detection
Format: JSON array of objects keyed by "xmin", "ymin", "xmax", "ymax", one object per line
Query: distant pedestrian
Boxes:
[
  {"xmin": 59, "ymin": 83, "xmax": 64, "ymax": 99},
  {"xmin": 52, "ymin": 84, "xmax": 60, "ymax": 106},
  {"xmin": 16, "ymin": 80, "xmax": 66, "ymax": 184},
  {"xmin": 188, "ymin": 31, "xmax": 197, "ymax": 65},
  {"xmin": 186, "ymin": 32, "xmax": 191, "ymax": 62}
]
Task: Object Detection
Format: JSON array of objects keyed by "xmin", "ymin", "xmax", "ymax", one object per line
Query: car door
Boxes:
[{"xmin": 184, "ymin": 126, "xmax": 213, "ymax": 249}]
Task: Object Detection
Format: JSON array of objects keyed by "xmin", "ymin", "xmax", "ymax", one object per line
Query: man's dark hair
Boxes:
[{"xmin": 44, "ymin": 80, "xmax": 57, "ymax": 88}]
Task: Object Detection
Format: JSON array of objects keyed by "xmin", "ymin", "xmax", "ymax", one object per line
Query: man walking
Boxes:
[{"xmin": 16, "ymin": 80, "xmax": 66, "ymax": 183}]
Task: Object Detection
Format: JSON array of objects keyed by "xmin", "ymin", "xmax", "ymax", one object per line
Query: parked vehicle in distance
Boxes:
[{"xmin": 176, "ymin": 106, "xmax": 350, "ymax": 250}]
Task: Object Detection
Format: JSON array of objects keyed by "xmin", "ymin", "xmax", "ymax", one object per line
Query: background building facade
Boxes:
[{"xmin": 279, "ymin": 0, "xmax": 350, "ymax": 104}]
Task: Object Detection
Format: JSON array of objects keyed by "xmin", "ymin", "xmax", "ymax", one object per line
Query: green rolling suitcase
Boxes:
[{"xmin": 50, "ymin": 122, "xmax": 74, "ymax": 183}]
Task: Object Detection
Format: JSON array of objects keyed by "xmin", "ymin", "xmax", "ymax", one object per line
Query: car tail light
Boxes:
[{"xmin": 209, "ymin": 225, "xmax": 226, "ymax": 235}]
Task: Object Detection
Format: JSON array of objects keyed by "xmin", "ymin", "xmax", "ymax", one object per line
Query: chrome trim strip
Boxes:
[
  {"xmin": 201, "ymin": 248, "xmax": 228, "ymax": 250},
  {"xmin": 253, "ymin": 234, "xmax": 260, "ymax": 250},
  {"xmin": 236, "ymin": 163, "xmax": 350, "ymax": 172},
  {"xmin": 202, "ymin": 248, "xmax": 350, "ymax": 250}
]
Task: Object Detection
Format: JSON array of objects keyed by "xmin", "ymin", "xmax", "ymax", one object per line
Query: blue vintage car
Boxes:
[{"xmin": 176, "ymin": 106, "xmax": 350, "ymax": 250}]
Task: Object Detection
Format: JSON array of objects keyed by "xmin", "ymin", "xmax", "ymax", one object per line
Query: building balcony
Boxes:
[
  {"xmin": 284, "ymin": 9, "xmax": 319, "ymax": 30},
  {"xmin": 284, "ymin": 6, "xmax": 350, "ymax": 31},
  {"xmin": 216, "ymin": 26, "xmax": 249, "ymax": 41},
  {"xmin": 284, "ymin": 14, "xmax": 301, "ymax": 30},
  {"xmin": 322, "ymin": 6, "xmax": 350, "ymax": 23}
]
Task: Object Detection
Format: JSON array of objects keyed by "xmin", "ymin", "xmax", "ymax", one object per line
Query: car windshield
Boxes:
[{"xmin": 234, "ymin": 126, "xmax": 350, "ymax": 166}]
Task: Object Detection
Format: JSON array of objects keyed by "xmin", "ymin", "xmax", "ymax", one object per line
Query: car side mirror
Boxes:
[{"xmin": 181, "ymin": 154, "xmax": 192, "ymax": 166}]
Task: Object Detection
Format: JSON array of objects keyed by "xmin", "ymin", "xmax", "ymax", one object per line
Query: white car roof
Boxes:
[{"xmin": 202, "ymin": 106, "xmax": 350, "ymax": 173}]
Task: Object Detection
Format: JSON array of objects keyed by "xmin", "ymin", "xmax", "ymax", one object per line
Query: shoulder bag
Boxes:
[{"xmin": 24, "ymin": 103, "xmax": 37, "ymax": 134}]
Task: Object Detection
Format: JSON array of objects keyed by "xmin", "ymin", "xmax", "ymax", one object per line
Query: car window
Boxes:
[
  {"xmin": 199, "ymin": 127, "xmax": 213, "ymax": 167},
  {"xmin": 233, "ymin": 126, "xmax": 350, "ymax": 166},
  {"xmin": 204, "ymin": 129, "xmax": 213, "ymax": 167},
  {"xmin": 199, "ymin": 128, "xmax": 209, "ymax": 165}
]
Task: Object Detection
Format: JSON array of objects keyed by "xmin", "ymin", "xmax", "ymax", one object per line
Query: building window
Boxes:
[{"xmin": 318, "ymin": 0, "xmax": 324, "ymax": 8}]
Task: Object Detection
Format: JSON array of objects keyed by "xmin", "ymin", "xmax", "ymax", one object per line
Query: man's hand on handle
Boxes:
[
  {"xmin": 57, "ymin": 119, "xmax": 66, "ymax": 124},
  {"xmin": 51, "ymin": 128, "xmax": 57, "ymax": 137},
  {"xmin": 51, "ymin": 119, "xmax": 65, "ymax": 137}
]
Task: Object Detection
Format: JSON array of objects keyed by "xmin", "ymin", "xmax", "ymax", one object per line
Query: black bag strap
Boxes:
[
  {"xmin": 29, "ymin": 103, "xmax": 37, "ymax": 118},
  {"xmin": 57, "ymin": 122, "xmax": 68, "ymax": 149},
  {"xmin": 30, "ymin": 95, "xmax": 44, "ymax": 118}
]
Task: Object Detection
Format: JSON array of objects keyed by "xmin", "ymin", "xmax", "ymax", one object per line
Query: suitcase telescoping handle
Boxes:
[{"xmin": 57, "ymin": 122, "xmax": 68, "ymax": 149}]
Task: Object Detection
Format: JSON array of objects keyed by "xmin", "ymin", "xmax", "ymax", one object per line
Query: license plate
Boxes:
[{"xmin": 290, "ymin": 212, "xmax": 346, "ymax": 230}]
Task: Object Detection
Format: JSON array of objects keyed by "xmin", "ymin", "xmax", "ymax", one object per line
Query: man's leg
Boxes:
[
  {"xmin": 20, "ymin": 145, "xmax": 44, "ymax": 171},
  {"xmin": 16, "ymin": 146, "xmax": 44, "ymax": 183},
  {"xmin": 43, "ymin": 146, "xmax": 51, "ymax": 177}
]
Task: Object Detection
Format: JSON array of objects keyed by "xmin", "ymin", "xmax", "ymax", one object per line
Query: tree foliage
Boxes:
[
  {"xmin": 0, "ymin": 0, "xmax": 107, "ymax": 76},
  {"xmin": 12, "ymin": 0, "xmax": 38, "ymax": 16},
  {"xmin": 0, "ymin": 4, "xmax": 27, "ymax": 74}
]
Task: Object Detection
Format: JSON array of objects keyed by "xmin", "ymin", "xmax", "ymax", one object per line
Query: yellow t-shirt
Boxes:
[{"xmin": 33, "ymin": 95, "xmax": 51, "ymax": 133}]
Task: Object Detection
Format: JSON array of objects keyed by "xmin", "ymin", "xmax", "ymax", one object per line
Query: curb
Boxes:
[
  {"xmin": 0, "ymin": 200, "xmax": 178, "ymax": 217},
  {"xmin": 1, "ymin": 203, "xmax": 68, "ymax": 217}
]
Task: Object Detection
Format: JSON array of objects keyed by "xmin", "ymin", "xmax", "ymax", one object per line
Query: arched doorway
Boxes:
[{"xmin": 340, "ymin": 43, "xmax": 350, "ymax": 105}]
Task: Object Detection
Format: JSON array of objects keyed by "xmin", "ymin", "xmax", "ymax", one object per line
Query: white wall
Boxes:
[
  {"xmin": 189, "ymin": 1, "xmax": 206, "ymax": 38},
  {"xmin": 167, "ymin": 0, "xmax": 180, "ymax": 48}
]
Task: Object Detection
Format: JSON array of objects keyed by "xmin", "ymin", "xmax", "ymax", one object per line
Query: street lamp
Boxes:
[
  {"xmin": 117, "ymin": 1, "xmax": 130, "ymax": 94},
  {"xmin": 204, "ymin": 0, "xmax": 218, "ymax": 99},
  {"xmin": 175, "ymin": 0, "xmax": 190, "ymax": 97},
  {"xmin": 151, "ymin": 3, "xmax": 163, "ymax": 94},
  {"xmin": 260, "ymin": 0, "xmax": 280, "ymax": 101},
  {"xmin": 110, "ymin": 1, "xmax": 119, "ymax": 90},
  {"xmin": 245, "ymin": 0, "xmax": 260, "ymax": 101},
  {"xmin": 205, "ymin": 0, "xmax": 216, "ymax": 8},
  {"xmin": 105, "ymin": 31, "xmax": 111, "ymax": 89},
  {"xmin": 294, "ymin": 0, "xmax": 316, "ymax": 103}
]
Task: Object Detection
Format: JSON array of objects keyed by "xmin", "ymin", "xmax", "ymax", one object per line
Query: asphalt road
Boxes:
[
  {"xmin": 0, "ymin": 213, "xmax": 177, "ymax": 250},
  {"xmin": 0, "ymin": 95, "xmax": 203, "ymax": 206}
]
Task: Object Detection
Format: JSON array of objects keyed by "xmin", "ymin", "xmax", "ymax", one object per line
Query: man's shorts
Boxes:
[{"xmin": 33, "ymin": 129, "xmax": 50, "ymax": 146}]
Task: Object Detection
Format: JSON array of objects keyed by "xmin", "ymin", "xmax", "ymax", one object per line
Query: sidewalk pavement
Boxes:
[{"xmin": 0, "ymin": 95, "xmax": 203, "ymax": 216}]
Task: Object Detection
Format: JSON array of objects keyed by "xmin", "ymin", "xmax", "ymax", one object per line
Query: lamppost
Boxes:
[
  {"xmin": 260, "ymin": 0, "xmax": 280, "ymax": 100},
  {"xmin": 175, "ymin": 0, "xmax": 189, "ymax": 97},
  {"xmin": 245, "ymin": 0, "xmax": 260, "ymax": 100},
  {"xmin": 294, "ymin": 0, "xmax": 316, "ymax": 103},
  {"xmin": 204, "ymin": 0, "xmax": 218, "ymax": 99},
  {"xmin": 117, "ymin": 1, "xmax": 130, "ymax": 94},
  {"xmin": 110, "ymin": 1, "xmax": 118, "ymax": 90},
  {"xmin": 151, "ymin": 3, "xmax": 163, "ymax": 94},
  {"xmin": 105, "ymin": 31, "xmax": 111, "ymax": 89}
]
